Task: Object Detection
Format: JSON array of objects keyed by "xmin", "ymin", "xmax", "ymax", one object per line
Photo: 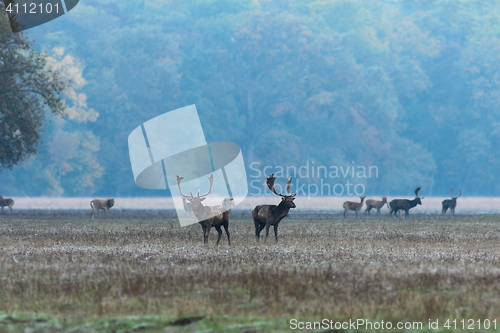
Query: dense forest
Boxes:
[{"xmin": 1, "ymin": 0, "xmax": 500, "ymax": 197}]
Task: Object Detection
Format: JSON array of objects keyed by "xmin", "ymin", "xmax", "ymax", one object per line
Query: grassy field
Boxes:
[{"xmin": 0, "ymin": 215, "xmax": 500, "ymax": 332}]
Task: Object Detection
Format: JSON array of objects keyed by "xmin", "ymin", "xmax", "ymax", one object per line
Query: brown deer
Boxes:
[
  {"xmin": 90, "ymin": 199, "xmax": 115, "ymax": 219},
  {"xmin": 388, "ymin": 187, "xmax": 423, "ymax": 218},
  {"xmin": 365, "ymin": 197, "xmax": 387, "ymax": 215},
  {"xmin": 343, "ymin": 196, "xmax": 366, "ymax": 218},
  {"xmin": 177, "ymin": 174, "xmax": 230, "ymax": 245},
  {"xmin": 442, "ymin": 189, "xmax": 461, "ymax": 215},
  {"xmin": 0, "ymin": 195, "xmax": 14, "ymax": 214},
  {"xmin": 252, "ymin": 175, "xmax": 296, "ymax": 242}
]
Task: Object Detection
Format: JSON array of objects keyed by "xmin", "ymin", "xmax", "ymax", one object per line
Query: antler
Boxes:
[
  {"xmin": 266, "ymin": 174, "xmax": 296, "ymax": 197},
  {"xmin": 177, "ymin": 174, "xmax": 214, "ymax": 199},
  {"xmin": 177, "ymin": 175, "xmax": 192, "ymax": 199},
  {"xmin": 266, "ymin": 174, "xmax": 283, "ymax": 197},
  {"xmin": 197, "ymin": 174, "xmax": 214, "ymax": 198},
  {"xmin": 414, "ymin": 187, "xmax": 421, "ymax": 198},
  {"xmin": 454, "ymin": 189, "xmax": 462, "ymax": 199},
  {"xmin": 286, "ymin": 176, "xmax": 297, "ymax": 197},
  {"xmin": 286, "ymin": 176, "xmax": 292, "ymax": 193}
]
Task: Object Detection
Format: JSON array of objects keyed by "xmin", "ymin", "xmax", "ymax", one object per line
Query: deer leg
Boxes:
[
  {"xmin": 355, "ymin": 209, "xmax": 359, "ymax": 218},
  {"xmin": 256, "ymin": 222, "xmax": 266, "ymax": 242},
  {"xmin": 365, "ymin": 207, "xmax": 370, "ymax": 215},
  {"xmin": 405, "ymin": 209, "xmax": 409, "ymax": 218},
  {"xmin": 200, "ymin": 222, "xmax": 209, "ymax": 244},
  {"xmin": 254, "ymin": 219, "xmax": 261, "ymax": 241},
  {"xmin": 204, "ymin": 226, "xmax": 211, "ymax": 244},
  {"xmin": 273, "ymin": 224, "xmax": 279, "ymax": 242},
  {"xmin": 343, "ymin": 208, "xmax": 348, "ymax": 218},
  {"xmin": 9, "ymin": 206, "xmax": 12, "ymax": 215},
  {"xmin": 223, "ymin": 223, "xmax": 230, "ymax": 245},
  {"xmin": 376, "ymin": 208, "xmax": 380, "ymax": 215},
  {"xmin": 214, "ymin": 225, "xmax": 223, "ymax": 245},
  {"xmin": 264, "ymin": 224, "xmax": 271, "ymax": 242}
]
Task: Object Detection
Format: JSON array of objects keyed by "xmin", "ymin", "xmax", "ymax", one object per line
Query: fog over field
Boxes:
[{"xmin": 10, "ymin": 196, "xmax": 500, "ymax": 215}]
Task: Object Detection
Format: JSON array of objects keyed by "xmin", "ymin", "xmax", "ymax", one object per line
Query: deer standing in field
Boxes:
[
  {"xmin": 343, "ymin": 196, "xmax": 366, "ymax": 218},
  {"xmin": 177, "ymin": 174, "xmax": 230, "ymax": 245},
  {"xmin": 388, "ymin": 187, "xmax": 423, "ymax": 218},
  {"xmin": 442, "ymin": 189, "xmax": 461, "ymax": 215},
  {"xmin": 252, "ymin": 175, "xmax": 296, "ymax": 242},
  {"xmin": 0, "ymin": 195, "xmax": 14, "ymax": 214},
  {"xmin": 90, "ymin": 198, "xmax": 115, "ymax": 219},
  {"xmin": 365, "ymin": 197, "xmax": 387, "ymax": 215}
]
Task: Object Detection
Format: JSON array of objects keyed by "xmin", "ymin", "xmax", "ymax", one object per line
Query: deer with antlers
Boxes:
[
  {"xmin": 365, "ymin": 197, "xmax": 387, "ymax": 215},
  {"xmin": 343, "ymin": 196, "xmax": 366, "ymax": 218},
  {"xmin": 177, "ymin": 174, "xmax": 231, "ymax": 245},
  {"xmin": 388, "ymin": 187, "xmax": 423, "ymax": 218},
  {"xmin": 442, "ymin": 189, "xmax": 462, "ymax": 215},
  {"xmin": 252, "ymin": 175, "xmax": 296, "ymax": 242}
]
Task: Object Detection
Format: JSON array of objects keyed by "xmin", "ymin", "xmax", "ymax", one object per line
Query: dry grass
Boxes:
[{"xmin": 0, "ymin": 215, "xmax": 500, "ymax": 332}]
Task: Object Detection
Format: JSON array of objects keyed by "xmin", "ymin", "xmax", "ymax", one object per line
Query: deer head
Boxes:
[
  {"xmin": 177, "ymin": 174, "xmax": 214, "ymax": 213},
  {"xmin": 267, "ymin": 174, "xmax": 296, "ymax": 208}
]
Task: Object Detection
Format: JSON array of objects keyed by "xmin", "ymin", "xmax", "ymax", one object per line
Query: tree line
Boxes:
[{"xmin": 2, "ymin": 0, "xmax": 500, "ymax": 197}]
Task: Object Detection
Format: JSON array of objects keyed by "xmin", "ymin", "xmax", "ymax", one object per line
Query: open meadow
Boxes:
[{"xmin": 0, "ymin": 213, "xmax": 500, "ymax": 332}]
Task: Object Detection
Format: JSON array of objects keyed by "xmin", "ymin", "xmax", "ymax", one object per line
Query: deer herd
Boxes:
[
  {"xmin": 0, "ymin": 175, "xmax": 463, "ymax": 245},
  {"xmin": 173, "ymin": 174, "xmax": 463, "ymax": 245}
]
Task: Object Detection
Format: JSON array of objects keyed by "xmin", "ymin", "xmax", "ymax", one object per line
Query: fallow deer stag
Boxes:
[
  {"xmin": 365, "ymin": 197, "xmax": 387, "ymax": 215},
  {"xmin": 177, "ymin": 174, "xmax": 230, "ymax": 245},
  {"xmin": 343, "ymin": 196, "xmax": 366, "ymax": 218},
  {"xmin": 252, "ymin": 175, "xmax": 296, "ymax": 242},
  {"xmin": 388, "ymin": 187, "xmax": 423, "ymax": 218},
  {"xmin": 0, "ymin": 195, "xmax": 14, "ymax": 214},
  {"xmin": 442, "ymin": 189, "xmax": 462, "ymax": 215}
]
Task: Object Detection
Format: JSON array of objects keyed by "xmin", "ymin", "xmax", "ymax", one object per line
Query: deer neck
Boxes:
[
  {"xmin": 409, "ymin": 198, "xmax": 420, "ymax": 207},
  {"xmin": 191, "ymin": 201, "xmax": 210, "ymax": 219},
  {"xmin": 277, "ymin": 200, "xmax": 291, "ymax": 216}
]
